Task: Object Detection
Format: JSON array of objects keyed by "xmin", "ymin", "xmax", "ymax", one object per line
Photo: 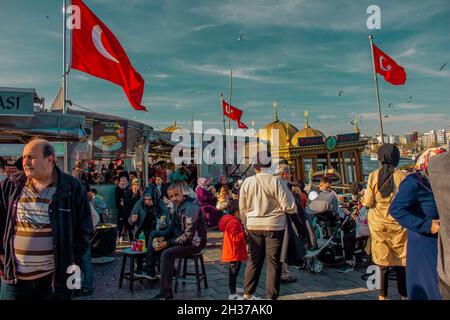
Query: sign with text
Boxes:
[
  {"xmin": 298, "ymin": 136, "xmax": 324, "ymax": 147},
  {"xmin": 0, "ymin": 88, "xmax": 35, "ymax": 116},
  {"xmin": 92, "ymin": 119, "xmax": 127, "ymax": 159},
  {"xmin": 337, "ymin": 133, "xmax": 360, "ymax": 144}
]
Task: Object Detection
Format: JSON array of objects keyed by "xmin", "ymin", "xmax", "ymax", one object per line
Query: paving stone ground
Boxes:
[{"xmin": 76, "ymin": 231, "xmax": 401, "ymax": 300}]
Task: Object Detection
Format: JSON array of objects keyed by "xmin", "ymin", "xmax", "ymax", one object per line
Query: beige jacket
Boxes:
[
  {"xmin": 362, "ymin": 168, "xmax": 407, "ymax": 266},
  {"xmin": 239, "ymin": 172, "xmax": 297, "ymax": 231}
]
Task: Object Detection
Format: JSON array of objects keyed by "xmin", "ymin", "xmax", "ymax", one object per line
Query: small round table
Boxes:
[{"xmin": 119, "ymin": 247, "xmax": 147, "ymax": 294}]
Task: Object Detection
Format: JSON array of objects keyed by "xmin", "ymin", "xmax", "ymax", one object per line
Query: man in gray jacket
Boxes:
[
  {"xmin": 150, "ymin": 182, "xmax": 207, "ymax": 300},
  {"xmin": 239, "ymin": 151, "xmax": 297, "ymax": 300},
  {"xmin": 428, "ymin": 151, "xmax": 450, "ymax": 299}
]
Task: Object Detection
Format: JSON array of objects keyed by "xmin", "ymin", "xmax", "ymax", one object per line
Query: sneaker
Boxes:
[
  {"xmin": 338, "ymin": 263, "xmax": 354, "ymax": 273},
  {"xmin": 74, "ymin": 288, "xmax": 94, "ymax": 297},
  {"xmin": 280, "ymin": 274, "xmax": 297, "ymax": 283},
  {"xmin": 135, "ymin": 270, "xmax": 158, "ymax": 280},
  {"xmin": 228, "ymin": 293, "xmax": 242, "ymax": 300},
  {"xmin": 150, "ymin": 292, "xmax": 173, "ymax": 300},
  {"xmin": 241, "ymin": 294, "xmax": 263, "ymax": 300}
]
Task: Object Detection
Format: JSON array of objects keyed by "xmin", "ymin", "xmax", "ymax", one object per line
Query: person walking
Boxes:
[
  {"xmin": 389, "ymin": 148, "xmax": 446, "ymax": 300},
  {"xmin": 362, "ymin": 143, "xmax": 408, "ymax": 300},
  {"xmin": 115, "ymin": 176, "xmax": 131, "ymax": 242},
  {"xmin": 0, "ymin": 138, "xmax": 93, "ymax": 300},
  {"xmin": 428, "ymin": 149, "xmax": 450, "ymax": 299},
  {"xmin": 239, "ymin": 151, "xmax": 297, "ymax": 300}
]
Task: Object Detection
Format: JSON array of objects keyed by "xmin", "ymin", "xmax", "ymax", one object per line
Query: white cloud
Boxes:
[
  {"xmin": 190, "ymin": 24, "xmax": 220, "ymax": 32},
  {"xmin": 318, "ymin": 114, "xmax": 339, "ymax": 120},
  {"xmin": 397, "ymin": 103, "xmax": 425, "ymax": 110}
]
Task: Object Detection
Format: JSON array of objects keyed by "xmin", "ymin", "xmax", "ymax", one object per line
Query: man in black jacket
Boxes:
[
  {"xmin": 0, "ymin": 138, "xmax": 93, "ymax": 300},
  {"xmin": 151, "ymin": 183, "xmax": 207, "ymax": 300}
]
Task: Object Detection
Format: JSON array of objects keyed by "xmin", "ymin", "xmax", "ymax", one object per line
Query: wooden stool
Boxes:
[
  {"xmin": 118, "ymin": 247, "xmax": 147, "ymax": 294},
  {"xmin": 174, "ymin": 251, "xmax": 208, "ymax": 297}
]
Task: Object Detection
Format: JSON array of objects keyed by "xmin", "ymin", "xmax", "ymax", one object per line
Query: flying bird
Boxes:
[
  {"xmin": 387, "ymin": 103, "xmax": 393, "ymax": 108},
  {"xmin": 46, "ymin": 15, "xmax": 49, "ymax": 19},
  {"xmin": 439, "ymin": 62, "xmax": 447, "ymax": 71},
  {"xmin": 196, "ymin": 90, "xmax": 206, "ymax": 95},
  {"xmin": 237, "ymin": 32, "xmax": 244, "ymax": 41},
  {"xmin": 384, "ymin": 115, "xmax": 389, "ymax": 119},
  {"xmin": 406, "ymin": 95, "xmax": 412, "ymax": 103},
  {"xmin": 147, "ymin": 65, "xmax": 152, "ymax": 70},
  {"xmin": 337, "ymin": 89, "xmax": 343, "ymax": 96}
]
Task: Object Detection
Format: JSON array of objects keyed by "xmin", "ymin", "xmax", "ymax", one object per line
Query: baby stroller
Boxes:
[{"xmin": 297, "ymin": 194, "xmax": 357, "ymax": 274}]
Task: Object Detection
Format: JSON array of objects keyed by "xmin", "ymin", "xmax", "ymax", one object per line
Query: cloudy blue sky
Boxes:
[{"xmin": 1, "ymin": 0, "xmax": 449, "ymax": 136}]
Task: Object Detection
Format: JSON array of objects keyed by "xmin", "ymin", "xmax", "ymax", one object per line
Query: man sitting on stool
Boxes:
[{"xmin": 150, "ymin": 182, "xmax": 207, "ymax": 300}]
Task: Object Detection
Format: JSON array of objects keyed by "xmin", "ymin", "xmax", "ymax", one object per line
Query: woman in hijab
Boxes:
[
  {"xmin": 115, "ymin": 176, "xmax": 132, "ymax": 242},
  {"xmin": 195, "ymin": 177, "xmax": 219, "ymax": 229},
  {"xmin": 362, "ymin": 143, "xmax": 408, "ymax": 300},
  {"xmin": 389, "ymin": 148, "xmax": 446, "ymax": 300}
]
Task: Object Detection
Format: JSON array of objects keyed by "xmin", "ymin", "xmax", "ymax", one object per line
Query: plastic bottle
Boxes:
[{"xmin": 139, "ymin": 232, "xmax": 146, "ymax": 251}]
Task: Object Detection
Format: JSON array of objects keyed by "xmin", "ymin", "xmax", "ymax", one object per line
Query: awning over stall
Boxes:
[{"xmin": 0, "ymin": 111, "xmax": 87, "ymax": 143}]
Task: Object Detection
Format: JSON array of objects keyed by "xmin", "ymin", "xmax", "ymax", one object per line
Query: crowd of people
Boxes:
[{"xmin": 1, "ymin": 138, "xmax": 450, "ymax": 301}]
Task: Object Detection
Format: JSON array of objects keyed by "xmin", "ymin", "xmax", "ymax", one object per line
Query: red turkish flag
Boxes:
[
  {"xmin": 222, "ymin": 98, "xmax": 248, "ymax": 129},
  {"xmin": 71, "ymin": 0, "xmax": 147, "ymax": 111},
  {"xmin": 372, "ymin": 44, "xmax": 407, "ymax": 85},
  {"xmin": 222, "ymin": 98, "xmax": 243, "ymax": 122},
  {"xmin": 237, "ymin": 121, "xmax": 248, "ymax": 129}
]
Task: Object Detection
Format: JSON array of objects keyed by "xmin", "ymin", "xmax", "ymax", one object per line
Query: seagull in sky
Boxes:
[
  {"xmin": 238, "ymin": 32, "xmax": 244, "ymax": 41},
  {"xmin": 387, "ymin": 103, "xmax": 393, "ymax": 108},
  {"xmin": 406, "ymin": 95, "xmax": 412, "ymax": 103},
  {"xmin": 337, "ymin": 89, "xmax": 344, "ymax": 96},
  {"xmin": 196, "ymin": 90, "xmax": 206, "ymax": 95},
  {"xmin": 439, "ymin": 62, "xmax": 447, "ymax": 71}
]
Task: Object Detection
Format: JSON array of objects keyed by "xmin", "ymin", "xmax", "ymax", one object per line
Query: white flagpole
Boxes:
[
  {"xmin": 228, "ymin": 70, "xmax": 232, "ymax": 131},
  {"xmin": 62, "ymin": 0, "xmax": 69, "ymax": 172},
  {"xmin": 369, "ymin": 35, "xmax": 385, "ymax": 144},
  {"xmin": 62, "ymin": 0, "xmax": 68, "ymax": 114}
]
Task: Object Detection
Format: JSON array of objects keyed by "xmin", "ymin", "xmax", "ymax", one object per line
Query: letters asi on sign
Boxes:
[{"xmin": 0, "ymin": 95, "xmax": 20, "ymax": 110}]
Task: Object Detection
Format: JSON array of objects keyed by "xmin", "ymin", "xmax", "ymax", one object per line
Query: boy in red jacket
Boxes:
[{"xmin": 218, "ymin": 200, "xmax": 248, "ymax": 300}]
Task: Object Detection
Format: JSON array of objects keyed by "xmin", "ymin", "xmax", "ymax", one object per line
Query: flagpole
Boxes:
[
  {"xmin": 62, "ymin": 0, "xmax": 70, "ymax": 173},
  {"xmin": 369, "ymin": 35, "xmax": 385, "ymax": 144},
  {"xmin": 228, "ymin": 70, "xmax": 232, "ymax": 132},
  {"xmin": 62, "ymin": 0, "xmax": 67, "ymax": 114},
  {"xmin": 220, "ymin": 93, "xmax": 228, "ymax": 178}
]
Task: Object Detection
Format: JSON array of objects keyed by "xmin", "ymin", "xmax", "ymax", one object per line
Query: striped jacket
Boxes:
[{"xmin": 0, "ymin": 166, "xmax": 93, "ymax": 290}]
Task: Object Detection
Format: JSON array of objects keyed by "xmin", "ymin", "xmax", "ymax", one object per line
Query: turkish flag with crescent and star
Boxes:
[
  {"xmin": 372, "ymin": 44, "xmax": 407, "ymax": 85},
  {"xmin": 71, "ymin": 0, "xmax": 147, "ymax": 111},
  {"xmin": 222, "ymin": 98, "xmax": 248, "ymax": 129}
]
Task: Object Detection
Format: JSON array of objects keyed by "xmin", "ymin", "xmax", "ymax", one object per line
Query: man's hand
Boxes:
[
  {"xmin": 0, "ymin": 255, "xmax": 4, "ymax": 276},
  {"xmin": 131, "ymin": 214, "xmax": 138, "ymax": 224},
  {"xmin": 153, "ymin": 241, "xmax": 168, "ymax": 251},
  {"xmin": 431, "ymin": 219, "xmax": 440, "ymax": 234}
]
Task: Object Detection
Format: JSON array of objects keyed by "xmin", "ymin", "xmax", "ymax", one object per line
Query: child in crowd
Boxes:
[{"xmin": 218, "ymin": 200, "xmax": 248, "ymax": 300}]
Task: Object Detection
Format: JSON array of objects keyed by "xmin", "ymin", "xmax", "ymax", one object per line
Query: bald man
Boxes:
[{"xmin": 0, "ymin": 138, "xmax": 93, "ymax": 300}]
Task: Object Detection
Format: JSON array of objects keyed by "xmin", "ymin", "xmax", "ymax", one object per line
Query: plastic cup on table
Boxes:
[
  {"xmin": 131, "ymin": 241, "xmax": 136, "ymax": 251},
  {"xmin": 137, "ymin": 240, "xmax": 143, "ymax": 252}
]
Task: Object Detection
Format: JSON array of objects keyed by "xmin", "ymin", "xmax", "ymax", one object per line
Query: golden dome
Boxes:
[
  {"xmin": 291, "ymin": 110, "xmax": 325, "ymax": 145},
  {"xmin": 162, "ymin": 121, "xmax": 183, "ymax": 132},
  {"xmin": 256, "ymin": 102, "xmax": 299, "ymax": 149}
]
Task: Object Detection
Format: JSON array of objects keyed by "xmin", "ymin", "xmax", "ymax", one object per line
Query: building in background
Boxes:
[
  {"xmin": 436, "ymin": 129, "xmax": 447, "ymax": 146},
  {"xmin": 389, "ymin": 135, "xmax": 400, "ymax": 145}
]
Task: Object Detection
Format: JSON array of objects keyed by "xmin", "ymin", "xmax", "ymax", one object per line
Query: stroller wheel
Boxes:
[{"xmin": 310, "ymin": 258, "xmax": 323, "ymax": 274}]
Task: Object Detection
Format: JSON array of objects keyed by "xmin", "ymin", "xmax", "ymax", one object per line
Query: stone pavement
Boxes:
[{"xmin": 76, "ymin": 230, "xmax": 401, "ymax": 300}]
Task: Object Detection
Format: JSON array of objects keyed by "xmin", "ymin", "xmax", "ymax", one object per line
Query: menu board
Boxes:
[{"xmin": 92, "ymin": 119, "xmax": 127, "ymax": 159}]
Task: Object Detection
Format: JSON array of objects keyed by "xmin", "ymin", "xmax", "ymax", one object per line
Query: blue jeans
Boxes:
[
  {"xmin": 80, "ymin": 247, "xmax": 94, "ymax": 292},
  {"xmin": 0, "ymin": 273, "xmax": 54, "ymax": 300}
]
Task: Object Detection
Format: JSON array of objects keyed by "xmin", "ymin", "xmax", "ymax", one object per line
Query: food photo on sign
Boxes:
[{"xmin": 92, "ymin": 119, "xmax": 127, "ymax": 159}]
